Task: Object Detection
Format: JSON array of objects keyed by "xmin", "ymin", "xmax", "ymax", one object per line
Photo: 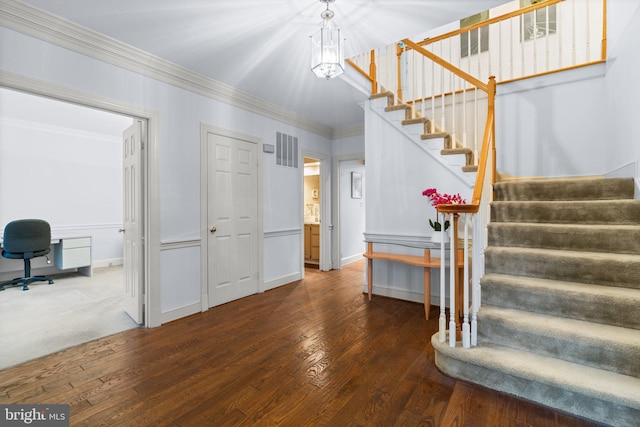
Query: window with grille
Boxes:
[
  {"xmin": 460, "ymin": 11, "xmax": 489, "ymax": 58},
  {"xmin": 520, "ymin": 0, "xmax": 557, "ymax": 41}
]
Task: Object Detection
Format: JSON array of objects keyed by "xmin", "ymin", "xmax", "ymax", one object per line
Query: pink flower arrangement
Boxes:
[{"xmin": 422, "ymin": 188, "xmax": 466, "ymax": 231}]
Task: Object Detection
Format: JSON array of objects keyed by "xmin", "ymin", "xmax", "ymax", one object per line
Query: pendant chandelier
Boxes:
[{"xmin": 310, "ymin": 0, "xmax": 345, "ymax": 79}]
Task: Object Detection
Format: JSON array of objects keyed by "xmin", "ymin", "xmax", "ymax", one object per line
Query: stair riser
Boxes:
[
  {"xmin": 433, "ymin": 346, "xmax": 640, "ymax": 427},
  {"xmin": 481, "ymin": 281, "xmax": 640, "ymax": 329},
  {"xmin": 485, "ymin": 249, "xmax": 640, "ymax": 289},
  {"xmin": 488, "ymin": 224, "xmax": 640, "ymax": 255},
  {"xmin": 491, "ymin": 200, "xmax": 640, "ymax": 225},
  {"xmin": 477, "ymin": 313, "xmax": 640, "ymax": 377},
  {"xmin": 494, "ymin": 178, "xmax": 635, "ymax": 201}
]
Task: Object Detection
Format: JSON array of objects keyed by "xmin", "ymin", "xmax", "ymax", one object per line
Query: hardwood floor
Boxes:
[{"xmin": 0, "ymin": 261, "xmax": 604, "ymax": 426}]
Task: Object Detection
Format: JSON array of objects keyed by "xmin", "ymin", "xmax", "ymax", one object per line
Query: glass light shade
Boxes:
[{"xmin": 310, "ymin": 17, "xmax": 345, "ymax": 79}]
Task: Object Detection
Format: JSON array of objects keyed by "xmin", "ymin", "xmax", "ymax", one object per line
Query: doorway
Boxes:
[
  {"xmin": 303, "ymin": 157, "xmax": 321, "ymax": 268},
  {"xmin": 0, "ymin": 85, "xmax": 155, "ymax": 365},
  {"xmin": 200, "ymin": 124, "xmax": 263, "ymax": 310},
  {"xmin": 301, "ymin": 151, "xmax": 330, "ymax": 272}
]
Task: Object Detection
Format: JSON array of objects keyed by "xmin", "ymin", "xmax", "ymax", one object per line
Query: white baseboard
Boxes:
[
  {"xmin": 363, "ymin": 283, "xmax": 451, "ymax": 308},
  {"xmin": 262, "ymin": 272, "xmax": 302, "ymax": 292},
  {"xmin": 341, "ymin": 253, "xmax": 364, "ymax": 267},
  {"xmin": 93, "ymin": 258, "xmax": 123, "ymax": 268},
  {"xmin": 161, "ymin": 302, "xmax": 201, "ymax": 325}
]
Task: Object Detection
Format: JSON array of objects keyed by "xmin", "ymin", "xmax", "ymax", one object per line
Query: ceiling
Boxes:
[{"xmin": 20, "ymin": 0, "xmax": 507, "ymax": 131}]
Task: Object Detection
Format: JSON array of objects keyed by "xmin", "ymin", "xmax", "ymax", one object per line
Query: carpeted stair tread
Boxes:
[
  {"xmin": 491, "ymin": 199, "xmax": 640, "ymax": 225},
  {"xmin": 485, "ymin": 246, "xmax": 640, "ymax": 289},
  {"xmin": 493, "ymin": 177, "xmax": 635, "ymax": 201},
  {"xmin": 432, "ymin": 334, "xmax": 640, "ymax": 418},
  {"xmin": 433, "ymin": 174, "xmax": 640, "ymax": 426},
  {"xmin": 478, "ymin": 306, "xmax": 640, "ymax": 377},
  {"xmin": 481, "ymin": 273, "xmax": 640, "ymax": 329},
  {"xmin": 488, "ymin": 222, "xmax": 640, "ymax": 254}
]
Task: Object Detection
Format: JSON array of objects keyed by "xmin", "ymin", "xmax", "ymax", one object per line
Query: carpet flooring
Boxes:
[{"xmin": 0, "ymin": 265, "xmax": 138, "ymax": 370}]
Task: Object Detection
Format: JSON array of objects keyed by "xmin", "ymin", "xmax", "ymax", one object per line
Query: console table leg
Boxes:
[
  {"xmin": 367, "ymin": 257, "xmax": 373, "ymax": 301},
  {"xmin": 423, "ymin": 267, "xmax": 430, "ymax": 319}
]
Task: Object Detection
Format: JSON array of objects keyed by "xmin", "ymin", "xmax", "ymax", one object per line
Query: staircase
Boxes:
[
  {"xmin": 432, "ymin": 176, "xmax": 640, "ymax": 426},
  {"xmin": 370, "ymin": 91, "xmax": 476, "ymax": 174}
]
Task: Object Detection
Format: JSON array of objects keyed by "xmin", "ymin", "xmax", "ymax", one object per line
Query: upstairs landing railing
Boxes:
[
  {"xmin": 348, "ymin": 0, "xmax": 606, "ymax": 166},
  {"xmin": 346, "ymin": 0, "xmax": 606, "ymax": 348}
]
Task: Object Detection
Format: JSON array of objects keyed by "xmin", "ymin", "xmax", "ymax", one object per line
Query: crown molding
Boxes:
[
  {"xmin": 0, "ymin": 0, "xmax": 334, "ymax": 139},
  {"xmin": 332, "ymin": 122, "xmax": 364, "ymax": 139}
]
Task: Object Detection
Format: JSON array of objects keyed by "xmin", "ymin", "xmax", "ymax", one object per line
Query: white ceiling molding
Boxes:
[
  {"xmin": 332, "ymin": 122, "xmax": 364, "ymax": 140},
  {"xmin": 0, "ymin": 0, "xmax": 335, "ymax": 139}
]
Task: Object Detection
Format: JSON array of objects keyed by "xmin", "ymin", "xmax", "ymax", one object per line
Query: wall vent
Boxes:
[{"xmin": 276, "ymin": 131, "xmax": 298, "ymax": 168}]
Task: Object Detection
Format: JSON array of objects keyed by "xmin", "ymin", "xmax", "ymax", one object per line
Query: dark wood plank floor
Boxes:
[{"xmin": 0, "ymin": 261, "xmax": 604, "ymax": 426}]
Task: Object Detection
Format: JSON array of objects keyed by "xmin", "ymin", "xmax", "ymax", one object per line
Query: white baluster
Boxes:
[
  {"xmin": 439, "ymin": 211, "xmax": 446, "ymax": 343},
  {"xmin": 449, "ymin": 213, "xmax": 456, "ymax": 347},
  {"xmin": 431, "ymin": 58, "xmax": 435, "ymax": 133},
  {"xmin": 545, "ymin": 5, "xmax": 550, "ymax": 72},
  {"xmin": 422, "ymin": 55, "xmax": 426, "ymax": 119},
  {"xmin": 462, "ymin": 79, "xmax": 467, "ymax": 151},
  {"xmin": 585, "ymin": 0, "xmax": 591, "ymax": 62},
  {"xmin": 533, "ymin": 7, "xmax": 538, "ymax": 74},
  {"xmin": 558, "ymin": 3, "xmax": 563, "ymax": 68},
  {"xmin": 451, "ymin": 73, "xmax": 456, "ymax": 147},
  {"xmin": 462, "ymin": 213, "xmax": 471, "ymax": 348},
  {"xmin": 571, "ymin": 0, "xmax": 577, "ymax": 65}
]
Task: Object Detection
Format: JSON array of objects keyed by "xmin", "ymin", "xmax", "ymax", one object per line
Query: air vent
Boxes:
[{"xmin": 276, "ymin": 132, "xmax": 298, "ymax": 168}]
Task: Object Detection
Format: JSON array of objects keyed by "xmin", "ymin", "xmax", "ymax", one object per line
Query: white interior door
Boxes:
[
  {"xmin": 207, "ymin": 132, "xmax": 259, "ymax": 307},
  {"xmin": 123, "ymin": 120, "xmax": 144, "ymax": 324}
]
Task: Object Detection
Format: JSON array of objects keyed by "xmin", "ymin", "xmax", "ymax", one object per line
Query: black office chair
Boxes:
[{"xmin": 0, "ymin": 219, "xmax": 54, "ymax": 291}]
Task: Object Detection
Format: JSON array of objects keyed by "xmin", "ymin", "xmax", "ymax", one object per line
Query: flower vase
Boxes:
[{"xmin": 431, "ymin": 230, "xmax": 449, "ymax": 244}]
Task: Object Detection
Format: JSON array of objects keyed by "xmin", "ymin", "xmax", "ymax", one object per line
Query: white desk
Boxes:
[
  {"xmin": 0, "ymin": 236, "xmax": 92, "ymax": 278},
  {"xmin": 53, "ymin": 236, "xmax": 92, "ymax": 276}
]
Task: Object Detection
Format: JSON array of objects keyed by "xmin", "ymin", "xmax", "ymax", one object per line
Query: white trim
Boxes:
[
  {"xmin": 263, "ymin": 272, "xmax": 302, "ymax": 292},
  {"xmin": 161, "ymin": 302, "xmax": 201, "ymax": 325},
  {"xmin": 0, "ymin": 72, "xmax": 161, "ymax": 328},
  {"xmin": 366, "ymin": 284, "xmax": 424, "ymax": 304},
  {"xmin": 0, "ymin": 0, "xmax": 334, "ymax": 139},
  {"xmin": 341, "ymin": 253, "xmax": 364, "ymax": 267},
  {"xmin": 160, "ymin": 238, "xmax": 202, "ymax": 251},
  {"xmin": 332, "ymin": 123, "xmax": 365, "ymax": 139},
  {"xmin": 332, "ymin": 154, "xmax": 365, "ymax": 270},
  {"xmin": 364, "ymin": 232, "xmax": 433, "ymax": 248},
  {"xmin": 93, "ymin": 258, "xmax": 123, "ymax": 268},
  {"xmin": 302, "ymin": 150, "xmax": 332, "ymax": 272},
  {"xmin": 264, "ymin": 228, "xmax": 301, "ymax": 238},
  {"xmin": 200, "ymin": 123, "xmax": 265, "ymax": 311},
  {"xmin": 50, "ymin": 223, "xmax": 123, "ymax": 232},
  {"xmin": 365, "ymin": 283, "xmax": 451, "ymax": 308},
  {"xmin": 0, "ymin": 116, "xmax": 124, "ymax": 142}
]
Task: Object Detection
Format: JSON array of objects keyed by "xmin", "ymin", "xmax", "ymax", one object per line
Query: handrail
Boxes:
[
  {"xmin": 437, "ymin": 76, "xmax": 495, "ymax": 215},
  {"xmin": 401, "ymin": 39, "xmax": 488, "ymax": 93},
  {"xmin": 345, "ymin": 57, "xmax": 377, "ymax": 94},
  {"xmin": 417, "ymin": 0, "xmax": 567, "ymax": 49}
]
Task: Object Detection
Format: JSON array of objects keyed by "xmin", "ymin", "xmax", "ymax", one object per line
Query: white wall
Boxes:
[
  {"xmin": 339, "ymin": 160, "xmax": 365, "ymax": 265},
  {"xmin": 495, "ymin": 0, "xmax": 640, "ymax": 186},
  {"xmin": 0, "ymin": 26, "xmax": 332, "ymax": 321},
  {"xmin": 605, "ymin": 0, "xmax": 640, "ymax": 192},
  {"xmin": 0, "ymin": 89, "xmax": 131, "ymax": 264},
  {"xmin": 364, "ymin": 101, "xmax": 473, "ymax": 301}
]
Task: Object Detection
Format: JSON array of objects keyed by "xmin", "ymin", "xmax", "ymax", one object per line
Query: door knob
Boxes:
[
  {"xmin": 210, "ymin": 226, "xmax": 217, "ymax": 233},
  {"xmin": 119, "ymin": 228, "xmax": 125, "ymax": 233}
]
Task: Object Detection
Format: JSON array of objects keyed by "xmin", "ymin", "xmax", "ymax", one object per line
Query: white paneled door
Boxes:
[
  {"xmin": 207, "ymin": 131, "xmax": 259, "ymax": 307},
  {"xmin": 122, "ymin": 120, "xmax": 144, "ymax": 324}
]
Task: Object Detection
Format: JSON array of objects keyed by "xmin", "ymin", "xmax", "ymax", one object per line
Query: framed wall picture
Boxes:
[{"xmin": 351, "ymin": 172, "xmax": 362, "ymax": 199}]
